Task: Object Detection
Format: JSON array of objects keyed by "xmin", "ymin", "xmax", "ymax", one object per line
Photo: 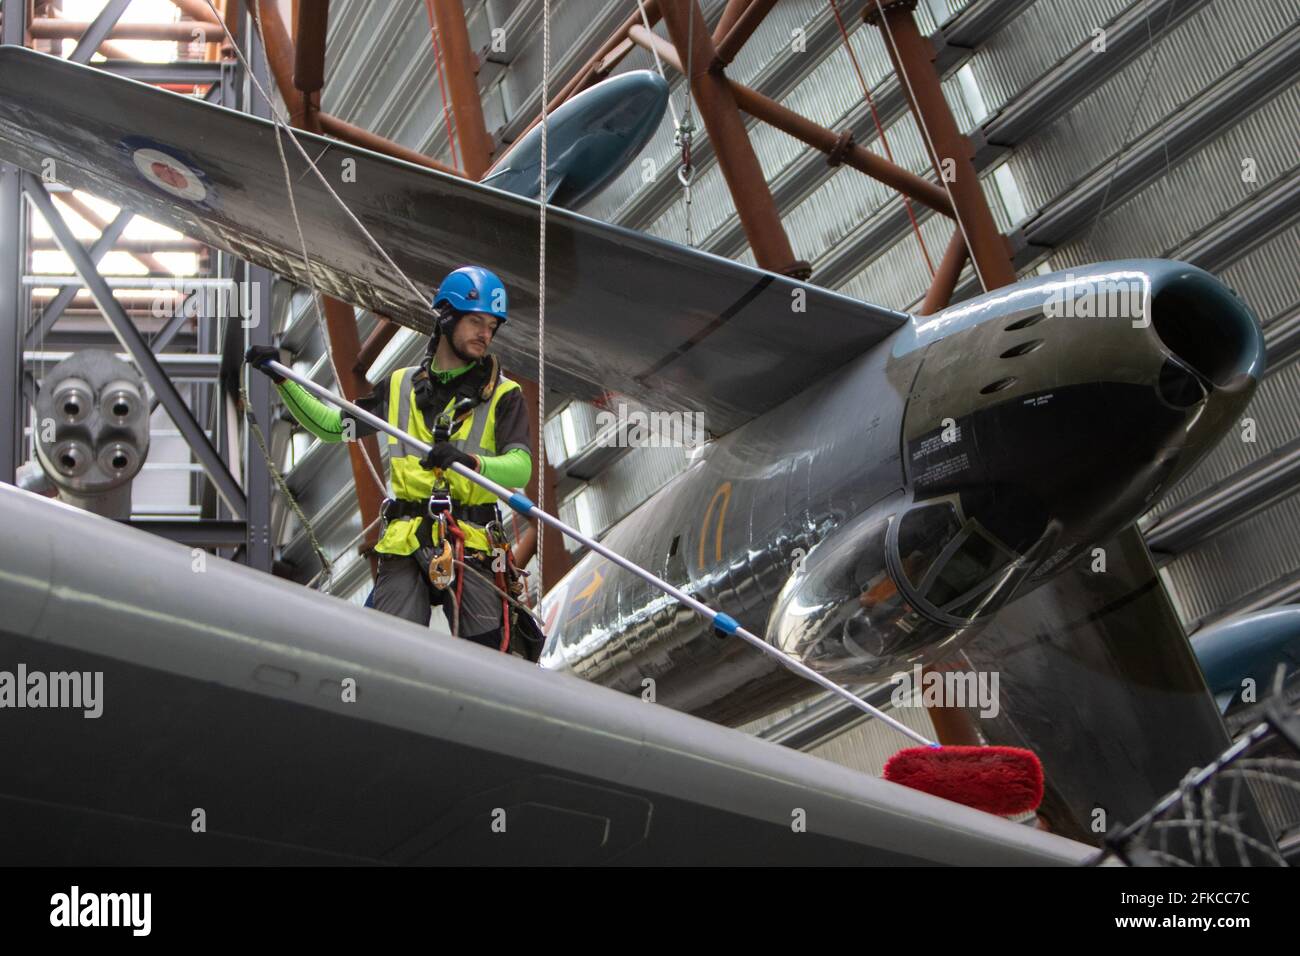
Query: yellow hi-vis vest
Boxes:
[{"xmin": 374, "ymin": 365, "xmax": 521, "ymax": 557}]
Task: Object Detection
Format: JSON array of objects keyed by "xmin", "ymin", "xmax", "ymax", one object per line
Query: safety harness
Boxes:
[{"xmin": 380, "ymin": 352, "xmax": 537, "ymax": 655}]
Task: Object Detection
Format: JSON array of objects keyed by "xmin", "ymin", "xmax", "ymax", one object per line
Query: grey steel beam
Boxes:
[
  {"xmin": 218, "ymin": 272, "xmax": 246, "ymax": 384},
  {"xmin": 23, "ymin": 276, "xmax": 234, "ymax": 289},
  {"xmin": 69, "ymin": 0, "xmax": 134, "ymax": 64},
  {"xmin": 44, "ymin": 330, "xmax": 198, "ymax": 351},
  {"xmin": 118, "ymin": 518, "xmax": 248, "ymax": 546},
  {"xmin": 0, "ymin": 165, "xmax": 20, "ymax": 484},
  {"xmin": 971, "ymin": 0, "xmax": 1210, "ymax": 168},
  {"xmin": 1008, "ymin": 26, "xmax": 1300, "ymax": 255},
  {"xmin": 1177, "ymin": 167, "xmax": 1300, "ymax": 273},
  {"xmin": 30, "ymin": 238, "xmax": 203, "ymax": 251},
  {"xmin": 21, "ymin": 174, "xmax": 247, "ymax": 517},
  {"xmin": 1192, "ymin": 568, "xmax": 1300, "ymax": 634},
  {"xmin": 20, "ymin": 370, "xmax": 37, "ymax": 422},
  {"xmin": 1146, "ymin": 437, "xmax": 1300, "ymax": 563},
  {"xmin": 242, "ymin": 22, "xmax": 275, "ymax": 573},
  {"xmin": 935, "ymin": 0, "xmax": 1040, "ymax": 61},
  {"xmin": 24, "ymin": 351, "xmax": 221, "ymax": 378},
  {"xmin": 96, "ymin": 60, "xmax": 226, "ymax": 84},
  {"xmin": 192, "ymin": 297, "xmax": 217, "ymax": 523},
  {"xmin": 205, "ymin": 211, "xmax": 233, "ymax": 530},
  {"xmin": 24, "ymin": 207, "xmax": 134, "ymax": 346},
  {"xmin": 1265, "ymin": 308, "xmax": 1300, "ymax": 371},
  {"xmin": 244, "ymin": 262, "xmax": 275, "ymax": 571},
  {"xmin": 150, "ymin": 306, "xmax": 197, "ymax": 354}
]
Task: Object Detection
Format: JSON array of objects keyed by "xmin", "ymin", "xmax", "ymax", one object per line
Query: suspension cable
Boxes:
[
  {"xmin": 241, "ymin": 382, "xmax": 332, "ymax": 579},
  {"xmin": 253, "ymin": 31, "xmax": 388, "ymax": 500},
  {"xmin": 635, "ymin": 0, "xmax": 695, "ymax": 246},
  {"xmin": 678, "ymin": 1, "xmax": 696, "ymax": 246},
  {"xmin": 1086, "ymin": 0, "xmax": 1177, "ymax": 245},
  {"xmin": 201, "ymin": 1, "xmax": 431, "ymax": 310},
  {"xmin": 536, "ymin": 0, "xmax": 551, "ymax": 595},
  {"xmin": 829, "ymin": 0, "xmax": 934, "ymax": 276},
  {"xmin": 636, "ymin": 0, "xmax": 679, "ymax": 130},
  {"xmin": 200, "ymin": 0, "xmax": 430, "ymax": 585},
  {"xmin": 423, "ymin": 0, "xmax": 462, "ymax": 171},
  {"xmin": 870, "ymin": 0, "xmax": 984, "ymax": 289},
  {"xmin": 201, "ymin": 0, "xmax": 427, "ymax": 510}
]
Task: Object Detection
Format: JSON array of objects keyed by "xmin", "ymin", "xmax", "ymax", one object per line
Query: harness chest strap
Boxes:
[
  {"xmin": 377, "ymin": 362, "xmax": 523, "ymax": 557},
  {"xmin": 389, "ymin": 364, "xmax": 504, "ymax": 462}
]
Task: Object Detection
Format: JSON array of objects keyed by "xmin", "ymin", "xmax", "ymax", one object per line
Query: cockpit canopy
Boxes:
[{"xmin": 767, "ymin": 491, "xmax": 1033, "ymax": 680}]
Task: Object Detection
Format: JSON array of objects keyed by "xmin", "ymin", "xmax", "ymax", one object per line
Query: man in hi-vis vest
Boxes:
[{"xmin": 247, "ymin": 266, "xmax": 538, "ymax": 655}]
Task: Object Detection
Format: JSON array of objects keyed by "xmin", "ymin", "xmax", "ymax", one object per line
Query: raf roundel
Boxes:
[
  {"xmin": 131, "ymin": 148, "xmax": 207, "ymax": 201},
  {"xmin": 118, "ymin": 136, "xmax": 213, "ymax": 207}
]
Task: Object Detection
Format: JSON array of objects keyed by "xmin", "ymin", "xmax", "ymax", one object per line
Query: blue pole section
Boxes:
[{"xmin": 268, "ymin": 360, "xmax": 937, "ymax": 748}]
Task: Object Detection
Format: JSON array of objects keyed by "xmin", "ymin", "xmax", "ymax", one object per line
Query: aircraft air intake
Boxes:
[{"xmin": 1151, "ymin": 268, "xmax": 1264, "ymax": 391}]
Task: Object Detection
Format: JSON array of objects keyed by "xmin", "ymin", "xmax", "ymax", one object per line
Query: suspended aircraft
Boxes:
[{"xmin": 0, "ymin": 45, "xmax": 1277, "ymax": 860}]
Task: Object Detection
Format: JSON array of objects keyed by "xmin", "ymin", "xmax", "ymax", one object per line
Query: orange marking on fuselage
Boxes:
[
  {"xmin": 698, "ymin": 481, "xmax": 732, "ymax": 571},
  {"xmin": 566, "ymin": 566, "xmax": 605, "ymax": 623}
]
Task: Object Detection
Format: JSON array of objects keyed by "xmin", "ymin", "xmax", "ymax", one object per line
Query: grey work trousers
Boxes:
[{"xmin": 372, "ymin": 549, "xmax": 504, "ymax": 650}]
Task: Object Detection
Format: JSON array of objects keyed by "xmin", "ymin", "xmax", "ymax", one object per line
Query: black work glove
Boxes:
[
  {"xmin": 420, "ymin": 441, "xmax": 478, "ymax": 472},
  {"xmin": 244, "ymin": 345, "xmax": 285, "ymax": 384}
]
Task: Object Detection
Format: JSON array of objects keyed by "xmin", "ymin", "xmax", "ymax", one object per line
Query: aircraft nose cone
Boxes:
[
  {"xmin": 598, "ymin": 69, "xmax": 670, "ymax": 141},
  {"xmin": 604, "ymin": 68, "xmax": 671, "ymax": 102}
]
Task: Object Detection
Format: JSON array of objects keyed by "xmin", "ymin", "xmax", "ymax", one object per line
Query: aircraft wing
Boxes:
[
  {"xmin": 0, "ymin": 47, "xmax": 907, "ymax": 435},
  {"xmin": 0, "ymin": 484, "xmax": 1093, "ymax": 865},
  {"xmin": 961, "ymin": 525, "xmax": 1278, "ymax": 857}
]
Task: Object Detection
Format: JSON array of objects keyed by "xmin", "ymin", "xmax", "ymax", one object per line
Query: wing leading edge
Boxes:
[{"xmin": 0, "ymin": 46, "xmax": 907, "ymax": 434}]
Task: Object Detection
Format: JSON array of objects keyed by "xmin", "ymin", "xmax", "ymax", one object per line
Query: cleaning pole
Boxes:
[{"xmin": 267, "ymin": 360, "xmax": 1043, "ymax": 815}]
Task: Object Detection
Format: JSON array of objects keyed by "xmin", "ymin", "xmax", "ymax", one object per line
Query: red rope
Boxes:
[
  {"xmin": 497, "ymin": 564, "xmax": 512, "ymax": 653},
  {"xmin": 423, "ymin": 0, "xmax": 461, "ymax": 171},
  {"xmin": 829, "ymin": 0, "xmax": 935, "ymax": 276}
]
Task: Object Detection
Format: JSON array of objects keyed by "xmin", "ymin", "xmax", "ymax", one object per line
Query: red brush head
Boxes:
[{"xmin": 883, "ymin": 745, "xmax": 1044, "ymax": 816}]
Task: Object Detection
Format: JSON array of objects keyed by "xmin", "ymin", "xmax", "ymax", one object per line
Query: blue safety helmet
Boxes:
[{"xmin": 433, "ymin": 266, "xmax": 508, "ymax": 333}]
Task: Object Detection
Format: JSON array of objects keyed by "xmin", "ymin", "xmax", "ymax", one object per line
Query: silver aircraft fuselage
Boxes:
[{"xmin": 540, "ymin": 260, "xmax": 1265, "ymax": 727}]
